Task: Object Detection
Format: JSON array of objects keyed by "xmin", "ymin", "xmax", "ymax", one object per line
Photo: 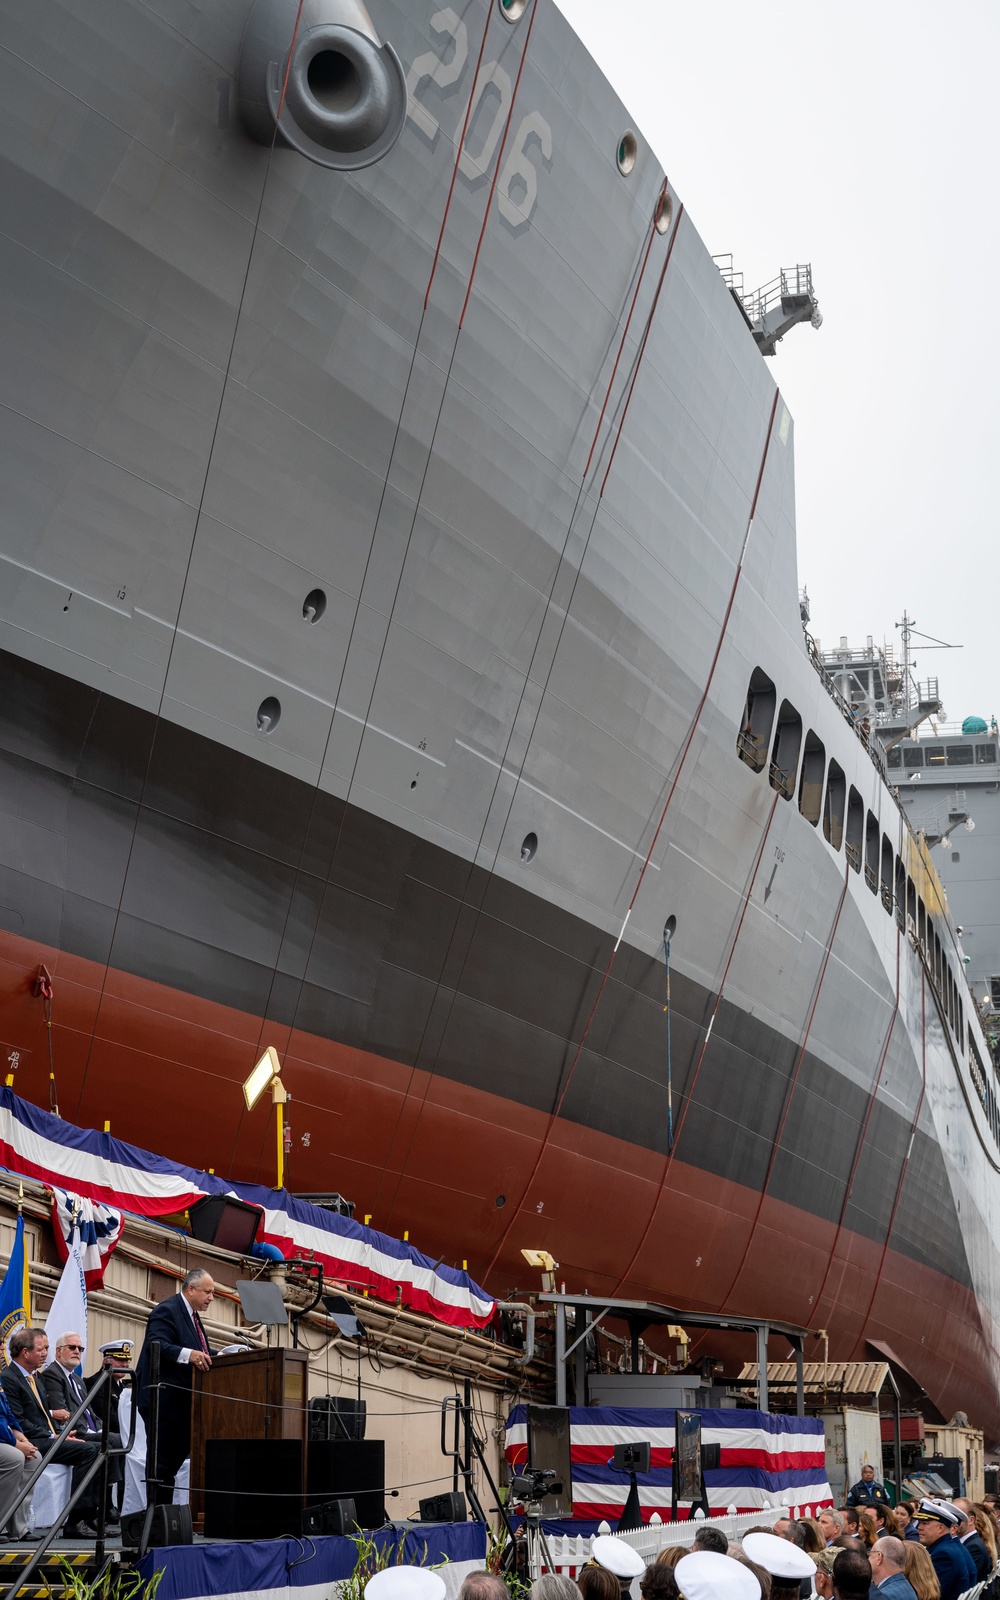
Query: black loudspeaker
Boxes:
[
  {"xmin": 701, "ymin": 1442, "xmax": 721, "ymax": 1472},
  {"xmin": 418, "ymin": 1491, "xmax": 466, "ymax": 1523},
  {"xmin": 302, "ymin": 1497, "xmax": 358, "ymax": 1536},
  {"xmin": 188, "ymin": 1194, "xmax": 261, "ymax": 1254},
  {"xmin": 307, "ymin": 1440, "xmax": 385, "ymax": 1531},
  {"xmin": 205, "ymin": 1438, "xmax": 304, "ymax": 1539},
  {"xmin": 121, "ymin": 1504, "xmax": 193, "ymax": 1548},
  {"xmin": 309, "ymin": 1396, "xmax": 367, "ymax": 1441},
  {"xmin": 612, "ymin": 1442, "xmax": 651, "ymax": 1474}
]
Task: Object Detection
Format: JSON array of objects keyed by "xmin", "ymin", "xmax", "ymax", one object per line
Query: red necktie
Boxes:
[{"xmin": 193, "ymin": 1312, "xmax": 210, "ymax": 1355}]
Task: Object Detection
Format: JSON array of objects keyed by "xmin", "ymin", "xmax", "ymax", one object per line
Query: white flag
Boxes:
[{"xmin": 43, "ymin": 1234, "xmax": 87, "ymax": 1369}]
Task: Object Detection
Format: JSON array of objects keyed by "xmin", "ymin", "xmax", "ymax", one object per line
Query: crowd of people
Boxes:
[{"xmin": 443, "ymin": 1470, "xmax": 1000, "ymax": 1600}]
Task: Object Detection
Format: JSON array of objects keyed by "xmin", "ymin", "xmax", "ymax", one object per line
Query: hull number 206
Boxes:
[{"xmin": 406, "ymin": 7, "xmax": 552, "ymax": 230}]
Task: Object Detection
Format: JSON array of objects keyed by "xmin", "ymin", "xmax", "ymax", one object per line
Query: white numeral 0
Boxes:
[{"xmin": 458, "ymin": 62, "xmax": 513, "ymax": 180}]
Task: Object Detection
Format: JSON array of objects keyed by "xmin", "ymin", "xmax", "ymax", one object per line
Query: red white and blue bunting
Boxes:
[
  {"xmin": 0, "ymin": 1089, "xmax": 494, "ymax": 1330},
  {"xmin": 50, "ymin": 1186, "xmax": 124, "ymax": 1289},
  {"xmin": 505, "ymin": 1405, "xmax": 833, "ymax": 1525}
]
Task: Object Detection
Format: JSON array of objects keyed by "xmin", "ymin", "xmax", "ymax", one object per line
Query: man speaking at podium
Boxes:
[{"xmin": 136, "ymin": 1269, "xmax": 217, "ymax": 1504}]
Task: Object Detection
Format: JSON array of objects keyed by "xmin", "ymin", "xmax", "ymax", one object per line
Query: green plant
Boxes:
[
  {"xmin": 59, "ymin": 1564, "xmax": 164, "ymax": 1600},
  {"xmin": 485, "ymin": 1528, "xmax": 530, "ymax": 1600},
  {"xmin": 338, "ymin": 1528, "xmax": 449, "ymax": 1600}
]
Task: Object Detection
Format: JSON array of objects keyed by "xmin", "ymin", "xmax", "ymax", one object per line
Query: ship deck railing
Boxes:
[
  {"xmin": 769, "ymin": 761, "xmax": 795, "ymax": 800},
  {"xmin": 804, "ymin": 632, "xmax": 891, "ymax": 786}
]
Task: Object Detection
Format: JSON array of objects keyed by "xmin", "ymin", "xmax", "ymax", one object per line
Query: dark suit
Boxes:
[
  {"xmin": 961, "ymin": 1532, "xmax": 992, "ymax": 1584},
  {"xmin": 42, "ymin": 1363, "xmax": 124, "ymax": 1505},
  {"xmin": 929, "ymin": 1533, "xmax": 978, "ymax": 1600},
  {"xmin": 0, "ymin": 1361, "xmax": 99, "ymax": 1521},
  {"xmin": 136, "ymin": 1294, "xmax": 215, "ymax": 1504}
]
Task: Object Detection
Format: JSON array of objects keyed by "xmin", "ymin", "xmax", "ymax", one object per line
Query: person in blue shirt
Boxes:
[
  {"xmin": 914, "ymin": 1500, "xmax": 978, "ymax": 1600},
  {"xmin": 0, "ymin": 1386, "xmax": 40, "ymax": 1540},
  {"xmin": 869, "ymin": 1536, "xmax": 918, "ymax": 1600}
]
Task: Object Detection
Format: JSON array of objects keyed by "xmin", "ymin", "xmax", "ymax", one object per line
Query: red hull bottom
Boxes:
[{"xmin": 1, "ymin": 925, "xmax": 993, "ymax": 1438}]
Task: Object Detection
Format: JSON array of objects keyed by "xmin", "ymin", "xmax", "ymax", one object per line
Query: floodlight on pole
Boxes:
[{"xmin": 242, "ymin": 1046, "xmax": 290, "ymax": 1189}]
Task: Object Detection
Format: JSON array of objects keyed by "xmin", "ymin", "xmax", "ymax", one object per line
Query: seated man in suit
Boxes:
[
  {"xmin": 42, "ymin": 1333, "xmax": 124, "ymax": 1525},
  {"xmin": 1, "ymin": 1328, "xmax": 100, "ymax": 1538},
  {"xmin": 135, "ymin": 1270, "xmax": 216, "ymax": 1505},
  {"xmin": 869, "ymin": 1536, "xmax": 918, "ymax": 1600},
  {"xmin": 0, "ymin": 1386, "xmax": 40, "ymax": 1541}
]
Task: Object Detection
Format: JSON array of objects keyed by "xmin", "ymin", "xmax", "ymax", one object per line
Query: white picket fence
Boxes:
[{"xmin": 543, "ymin": 1505, "xmax": 798, "ymax": 1580}]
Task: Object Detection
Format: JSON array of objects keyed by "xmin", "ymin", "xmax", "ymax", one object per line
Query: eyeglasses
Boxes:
[{"xmin": 62, "ymin": 1344, "xmax": 84, "ymax": 1352}]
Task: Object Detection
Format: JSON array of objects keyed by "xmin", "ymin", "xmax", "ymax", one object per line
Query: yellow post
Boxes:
[
  {"xmin": 103, "ymin": 1120, "xmax": 111, "ymax": 1133},
  {"xmin": 272, "ymin": 1077, "xmax": 289, "ymax": 1190}
]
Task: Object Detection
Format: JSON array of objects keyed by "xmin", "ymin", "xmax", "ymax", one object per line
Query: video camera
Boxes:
[{"xmin": 509, "ymin": 1467, "xmax": 563, "ymax": 1504}]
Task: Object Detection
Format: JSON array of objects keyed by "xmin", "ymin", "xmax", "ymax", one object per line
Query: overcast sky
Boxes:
[{"xmin": 557, "ymin": 0, "xmax": 999, "ymax": 727}]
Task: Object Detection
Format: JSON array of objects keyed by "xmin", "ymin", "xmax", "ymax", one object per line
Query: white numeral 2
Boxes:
[{"xmin": 406, "ymin": 8, "xmax": 469, "ymax": 142}]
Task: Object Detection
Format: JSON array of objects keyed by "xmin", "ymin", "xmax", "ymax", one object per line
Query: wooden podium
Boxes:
[{"xmin": 190, "ymin": 1348, "xmax": 308, "ymax": 1529}]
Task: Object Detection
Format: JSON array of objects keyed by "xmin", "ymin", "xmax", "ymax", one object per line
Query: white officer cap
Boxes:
[
  {"xmin": 365, "ymin": 1569, "xmax": 446, "ymax": 1600},
  {"xmin": 675, "ymin": 1551, "xmax": 760, "ymax": 1600},
  {"xmin": 742, "ymin": 1533, "xmax": 816, "ymax": 1579},
  {"xmin": 913, "ymin": 1500, "xmax": 962, "ymax": 1527},
  {"xmin": 591, "ymin": 1535, "xmax": 646, "ymax": 1579}
]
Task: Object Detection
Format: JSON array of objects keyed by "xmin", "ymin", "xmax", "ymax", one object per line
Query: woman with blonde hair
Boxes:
[
  {"xmin": 794, "ymin": 1520, "xmax": 824, "ymax": 1556},
  {"xmin": 903, "ymin": 1541, "xmax": 941, "ymax": 1600},
  {"xmin": 973, "ymin": 1504, "xmax": 997, "ymax": 1565},
  {"xmin": 653, "ymin": 1547, "xmax": 685, "ymax": 1571}
]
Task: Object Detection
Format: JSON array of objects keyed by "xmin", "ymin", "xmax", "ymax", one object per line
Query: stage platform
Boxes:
[{"xmin": 137, "ymin": 1523, "xmax": 486, "ymax": 1600}]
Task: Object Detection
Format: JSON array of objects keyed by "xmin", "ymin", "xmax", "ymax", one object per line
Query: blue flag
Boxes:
[{"xmin": 0, "ymin": 1215, "xmax": 30, "ymax": 1368}]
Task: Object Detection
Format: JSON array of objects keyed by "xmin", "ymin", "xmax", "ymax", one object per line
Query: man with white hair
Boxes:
[
  {"xmin": 41, "ymin": 1332, "xmax": 124, "ymax": 1524},
  {"xmin": 819, "ymin": 1510, "xmax": 846, "ymax": 1545},
  {"xmin": 869, "ymin": 1537, "xmax": 916, "ymax": 1600}
]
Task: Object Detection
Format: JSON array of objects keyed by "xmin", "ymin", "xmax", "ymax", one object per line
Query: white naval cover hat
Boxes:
[
  {"xmin": 591, "ymin": 1535, "xmax": 647, "ymax": 1579},
  {"xmin": 365, "ymin": 1569, "xmax": 447, "ymax": 1600},
  {"xmin": 675, "ymin": 1552, "xmax": 760, "ymax": 1600},
  {"xmin": 742, "ymin": 1533, "xmax": 817, "ymax": 1580},
  {"xmin": 913, "ymin": 1499, "xmax": 962, "ymax": 1526}
]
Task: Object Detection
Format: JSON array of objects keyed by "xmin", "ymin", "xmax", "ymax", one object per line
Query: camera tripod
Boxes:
[{"xmin": 508, "ymin": 1495, "xmax": 559, "ymax": 1585}]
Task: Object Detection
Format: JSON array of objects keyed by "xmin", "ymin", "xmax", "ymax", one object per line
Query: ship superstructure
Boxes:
[{"xmin": 2, "ymin": 0, "xmax": 1000, "ymax": 1441}]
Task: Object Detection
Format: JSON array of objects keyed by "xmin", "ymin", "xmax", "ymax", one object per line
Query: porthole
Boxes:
[
  {"xmin": 257, "ymin": 696, "xmax": 281, "ymax": 734},
  {"xmin": 520, "ymin": 832, "xmax": 538, "ymax": 863},
  {"xmin": 663, "ymin": 915, "xmax": 677, "ymax": 944},
  {"xmin": 654, "ymin": 189, "xmax": 673, "ymax": 234},
  {"xmin": 303, "ymin": 588, "xmax": 327, "ymax": 623},
  {"xmin": 495, "ymin": 1194, "xmax": 506, "ymax": 1208},
  {"xmin": 617, "ymin": 132, "xmax": 637, "ymax": 175},
  {"xmin": 498, "ymin": 0, "xmax": 527, "ymax": 20}
]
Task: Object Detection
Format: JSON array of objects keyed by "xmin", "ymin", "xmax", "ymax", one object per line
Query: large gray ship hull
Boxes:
[{"xmin": 2, "ymin": 0, "xmax": 999, "ymax": 1435}]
